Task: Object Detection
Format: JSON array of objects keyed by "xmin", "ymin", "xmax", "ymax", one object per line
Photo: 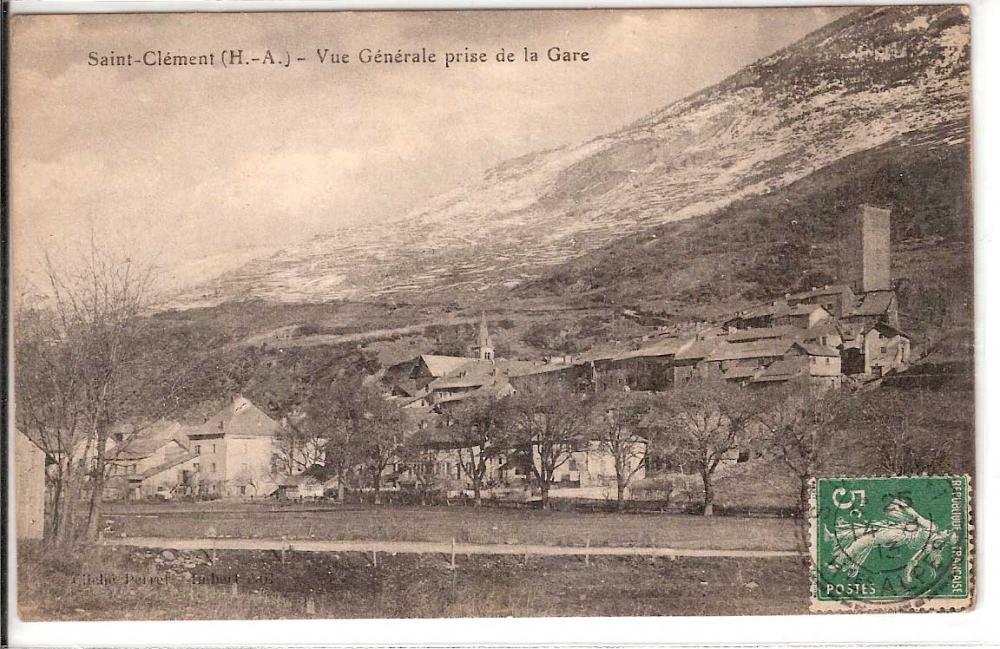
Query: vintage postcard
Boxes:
[{"xmin": 7, "ymin": 3, "xmax": 974, "ymax": 624}]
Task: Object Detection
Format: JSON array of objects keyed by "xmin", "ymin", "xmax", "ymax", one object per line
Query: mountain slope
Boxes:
[
  {"xmin": 518, "ymin": 131, "xmax": 971, "ymax": 327},
  {"xmin": 180, "ymin": 5, "xmax": 970, "ymax": 306}
]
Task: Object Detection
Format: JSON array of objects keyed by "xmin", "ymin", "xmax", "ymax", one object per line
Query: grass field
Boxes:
[
  {"xmin": 102, "ymin": 503, "xmax": 799, "ymax": 551},
  {"xmin": 16, "ymin": 541, "xmax": 809, "ymax": 620}
]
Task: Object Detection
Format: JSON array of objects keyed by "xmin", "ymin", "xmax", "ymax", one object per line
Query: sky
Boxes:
[{"xmin": 10, "ymin": 7, "xmax": 849, "ymax": 288}]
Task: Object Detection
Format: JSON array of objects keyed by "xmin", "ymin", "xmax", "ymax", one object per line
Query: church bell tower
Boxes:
[{"xmin": 476, "ymin": 312, "xmax": 495, "ymax": 361}]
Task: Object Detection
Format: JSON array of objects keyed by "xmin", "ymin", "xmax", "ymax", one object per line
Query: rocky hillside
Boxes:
[{"xmin": 179, "ymin": 5, "xmax": 970, "ymax": 306}]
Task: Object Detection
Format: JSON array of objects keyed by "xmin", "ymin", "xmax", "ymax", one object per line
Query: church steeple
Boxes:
[{"xmin": 477, "ymin": 311, "xmax": 494, "ymax": 361}]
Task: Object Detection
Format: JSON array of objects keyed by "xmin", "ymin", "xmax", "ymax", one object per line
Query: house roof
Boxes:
[
  {"xmin": 674, "ymin": 338, "xmax": 719, "ymax": 362},
  {"xmin": 867, "ymin": 321, "xmax": 911, "ymax": 339},
  {"xmin": 732, "ymin": 302, "xmax": 784, "ymax": 321},
  {"xmin": 725, "ymin": 326, "xmax": 801, "ymax": 344},
  {"xmin": 707, "ymin": 340, "xmax": 793, "ymax": 362},
  {"xmin": 431, "ymin": 375, "xmax": 492, "ymax": 390},
  {"xmin": 732, "ymin": 301, "xmax": 830, "ymax": 323},
  {"xmin": 574, "ymin": 348, "xmax": 623, "ymax": 363},
  {"xmin": 752, "ymin": 357, "xmax": 808, "ymax": 383},
  {"xmin": 419, "ymin": 355, "xmax": 479, "ymax": 378},
  {"xmin": 275, "ymin": 473, "xmax": 323, "ymax": 487},
  {"xmin": 189, "ymin": 397, "xmax": 280, "ymax": 438},
  {"xmin": 721, "ymin": 365, "xmax": 762, "ymax": 380},
  {"xmin": 612, "ymin": 338, "xmax": 685, "ymax": 361},
  {"xmin": 109, "ymin": 420, "xmax": 189, "ymax": 461},
  {"xmin": 133, "ymin": 450, "xmax": 198, "ymax": 481},
  {"xmin": 392, "ymin": 380, "xmax": 423, "ymax": 397},
  {"xmin": 505, "ymin": 361, "xmax": 577, "ymax": 377},
  {"xmin": 787, "ymin": 284, "xmax": 853, "ymax": 301},
  {"xmin": 851, "ymin": 290, "xmax": 895, "ymax": 317},
  {"xmin": 804, "ymin": 320, "xmax": 842, "ymax": 338},
  {"xmin": 435, "ymin": 378, "xmax": 516, "ymax": 406},
  {"xmin": 785, "ymin": 303, "xmax": 829, "ymax": 317},
  {"xmin": 399, "ymin": 391, "xmax": 432, "ymax": 408},
  {"xmin": 433, "ymin": 389, "xmax": 482, "ymax": 405},
  {"xmin": 792, "ymin": 342, "xmax": 841, "ymax": 358}
]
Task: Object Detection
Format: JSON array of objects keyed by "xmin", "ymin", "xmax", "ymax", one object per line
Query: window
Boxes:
[
  {"xmin": 211, "ymin": 463, "xmax": 217, "ymax": 473},
  {"xmin": 212, "ymin": 444, "xmax": 217, "ymax": 453},
  {"xmin": 193, "ymin": 462, "xmax": 200, "ymax": 471},
  {"xmin": 880, "ymin": 346, "xmax": 887, "ymax": 354},
  {"xmin": 567, "ymin": 458, "xmax": 578, "ymax": 472},
  {"xmin": 195, "ymin": 444, "xmax": 201, "ymax": 455}
]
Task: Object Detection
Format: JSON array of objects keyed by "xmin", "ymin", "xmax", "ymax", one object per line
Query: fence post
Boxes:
[
  {"xmin": 451, "ymin": 538, "xmax": 456, "ymax": 570},
  {"xmin": 372, "ymin": 549, "xmax": 378, "ymax": 568},
  {"xmin": 585, "ymin": 538, "xmax": 590, "ymax": 566}
]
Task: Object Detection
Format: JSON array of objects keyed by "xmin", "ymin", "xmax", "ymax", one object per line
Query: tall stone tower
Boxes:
[
  {"xmin": 476, "ymin": 312, "xmax": 495, "ymax": 361},
  {"xmin": 842, "ymin": 204, "xmax": 891, "ymax": 293}
]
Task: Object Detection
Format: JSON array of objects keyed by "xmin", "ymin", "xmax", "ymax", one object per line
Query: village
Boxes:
[{"xmin": 14, "ymin": 204, "xmax": 918, "ymax": 531}]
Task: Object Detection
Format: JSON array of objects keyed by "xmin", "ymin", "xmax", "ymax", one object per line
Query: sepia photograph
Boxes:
[{"xmin": 7, "ymin": 2, "xmax": 975, "ymax": 625}]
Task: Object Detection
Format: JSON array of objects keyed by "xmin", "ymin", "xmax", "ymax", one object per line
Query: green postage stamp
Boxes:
[{"xmin": 811, "ymin": 475, "xmax": 973, "ymax": 612}]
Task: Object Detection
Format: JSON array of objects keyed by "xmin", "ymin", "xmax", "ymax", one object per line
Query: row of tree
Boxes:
[
  {"xmin": 281, "ymin": 371, "xmax": 971, "ymax": 517},
  {"xmin": 271, "ymin": 373, "xmax": 886, "ymax": 516}
]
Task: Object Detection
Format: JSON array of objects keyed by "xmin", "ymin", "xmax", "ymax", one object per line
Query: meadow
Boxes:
[
  {"xmin": 101, "ymin": 502, "xmax": 799, "ymax": 551},
  {"xmin": 16, "ymin": 541, "xmax": 809, "ymax": 620}
]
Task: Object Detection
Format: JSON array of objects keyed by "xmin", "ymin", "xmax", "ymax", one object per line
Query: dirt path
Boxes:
[
  {"xmin": 239, "ymin": 304, "xmax": 610, "ymax": 349},
  {"xmin": 100, "ymin": 536, "xmax": 804, "ymax": 558},
  {"xmin": 241, "ymin": 319, "xmax": 481, "ymax": 348}
]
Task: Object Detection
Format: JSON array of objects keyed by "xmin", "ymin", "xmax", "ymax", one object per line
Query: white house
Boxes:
[
  {"xmin": 534, "ymin": 439, "xmax": 647, "ymax": 488},
  {"xmin": 186, "ymin": 396, "xmax": 282, "ymax": 499},
  {"xmin": 106, "ymin": 421, "xmax": 198, "ymax": 500}
]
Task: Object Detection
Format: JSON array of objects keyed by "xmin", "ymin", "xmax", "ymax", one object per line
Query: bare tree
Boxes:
[
  {"xmin": 848, "ymin": 387, "xmax": 970, "ymax": 477},
  {"xmin": 273, "ymin": 414, "xmax": 327, "ymax": 475},
  {"xmin": 14, "ymin": 241, "xmax": 212, "ymax": 542},
  {"xmin": 593, "ymin": 389, "xmax": 650, "ymax": 511},
  {"xmin": 756, "ymin": 383, "xmax": 845, "ymax": 517},
  {"xmin": 14, "ymin": 301, "xmax": 91, "ymax": 543},
  {"xmin": 507, "ymin": 382, "xmax": 594, "ymax": 510},
  {"xmin": 311, "ymin": 375, "xmax": 403, "ymax": 504},
  {"xmin": 304, "ymin": 375, "xmax": 362, "ymax": 502},
  {"xmin": 356, "ymin": 393, "xmax": 405, "ymax": 505},
  {"xmin": 446, "ymin": 393, "xmax": 511, "ymax": 506},
  {"xmin": 655, "ymin": 380, "xmax": 760, "ymax": 516}
]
